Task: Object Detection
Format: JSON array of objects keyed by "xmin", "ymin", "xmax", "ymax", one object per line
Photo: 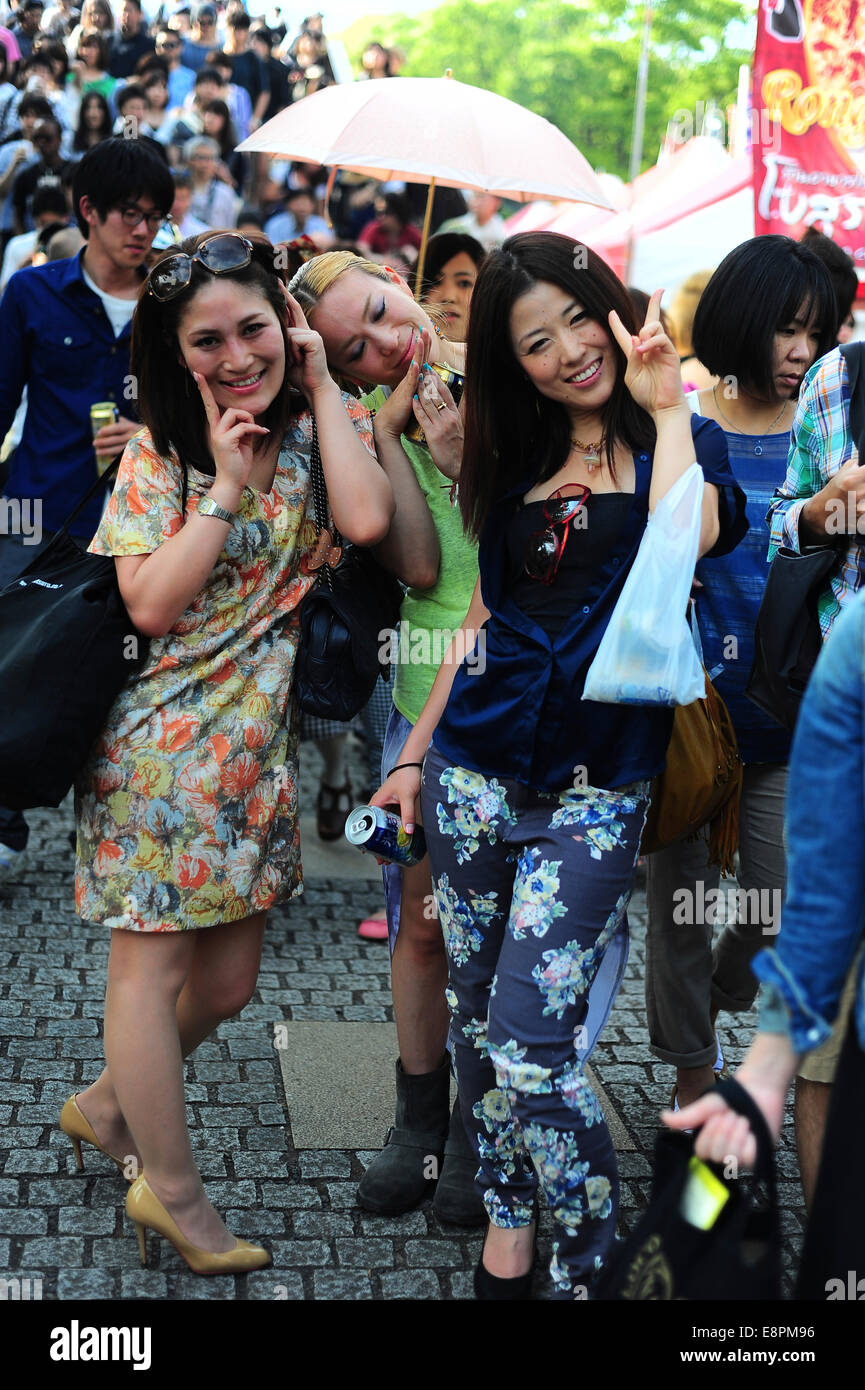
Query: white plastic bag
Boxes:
[{"xmin": 582, "ymin": 462, "xmax": 706, "ymax": 706}]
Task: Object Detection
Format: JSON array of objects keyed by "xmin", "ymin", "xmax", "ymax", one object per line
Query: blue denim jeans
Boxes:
[{"xmin": 421, "ymin": 742, "xmax": 650, "ymax": 1297}]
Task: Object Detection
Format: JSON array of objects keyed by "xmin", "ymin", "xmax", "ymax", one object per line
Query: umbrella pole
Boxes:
[{"xmin": 414, "ymin": 176, "xmax": 437, "ymax": 297}]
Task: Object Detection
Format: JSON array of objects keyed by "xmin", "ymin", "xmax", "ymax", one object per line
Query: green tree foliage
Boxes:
[{"xmin": 359, "ymin": 0, "xmax": 752, "ymax": 177}]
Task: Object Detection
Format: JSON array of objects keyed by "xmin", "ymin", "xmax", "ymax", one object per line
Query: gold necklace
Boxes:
[
  {"xmin": 571, "ymin": 435, "xmax": 604, "ymax": 473},
  {"xmin": 711, "ymin": 386, "xmax": 791, "ymax": 457}
]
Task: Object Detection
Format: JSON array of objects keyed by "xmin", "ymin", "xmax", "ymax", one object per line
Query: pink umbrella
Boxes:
[{"xmin": 238, "ymin": 72, "xmax": 612, "ymax": 288}]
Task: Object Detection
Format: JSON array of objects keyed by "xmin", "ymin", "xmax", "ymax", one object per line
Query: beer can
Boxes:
[
  {"xmin": 344, "ymin": 804, "xmax": 427, "ymax": 867},
  {"xmin": 404, "ymin": 362, "xmax": 465, "ymax": 445},
  {"xmin": 90, "ymin": 401, "xmax": 119, "ymax": 475}
]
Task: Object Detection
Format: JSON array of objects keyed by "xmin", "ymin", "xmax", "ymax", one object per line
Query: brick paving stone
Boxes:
[
  {"xmin": 248, "ymin": 1271, "xmax": 305, "ymax": 1300},
  {"xmin": 298, "ymin": 1152, "xmax": 351, "ymax": 1179},
  {"xmin": 360, "ymin": 1211, "xmax": 429, "ymax": 1237},
  {"xmin": 313, "ymin": 1270, "xmax": 373, "ymax": 1300},
  {"xmin": 58, "ymin": 1206, "xmax": 117, "ymax": 1235},
  {"xmin": 57, "ymin": 1269, "xmax": 117, "ymax": 1300},
  {"xmin": 270, "ymin": 1239, "xmax": 331, "ymax": 1267},
  {"xmin": 0, "ymin": 1208, "xmax": 48, "ymax": 1234},
  {"xmin": 404, "ymin": 1238, "xmax": 464, "ymax": 1268},
  {"xmin": 379, "ymin": 1270, "xmax": 442, "ymax": 1300},
  {"xmin": 335, "ymin": 1237, "xmax": 393, "ymax": 1267},
  {"xmin": 120, "ymin": 1271, "xmax": 169, "ymax": 1299},
  {"xmin": 19, "ymin": 1237, "xmax": 84, "ymax": 1265},
  {"xmin": 0, "ymin": 764, "xmax": 808, "ymax": 1304}
]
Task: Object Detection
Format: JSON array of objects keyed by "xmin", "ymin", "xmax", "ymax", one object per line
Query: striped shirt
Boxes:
[{"xmin": 767, "ymin": 346, "xmax": 865, "ymax": 639}]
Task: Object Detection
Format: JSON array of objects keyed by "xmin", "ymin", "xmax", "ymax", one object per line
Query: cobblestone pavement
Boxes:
[{"xmin": 0, "ymin": 737, "xmax": 805, "ymax": 1302}]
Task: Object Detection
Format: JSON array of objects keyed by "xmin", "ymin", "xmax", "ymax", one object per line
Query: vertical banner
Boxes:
[{"xmin": 752, "ymin": 0, "xmax": 865, "ymax": 268}]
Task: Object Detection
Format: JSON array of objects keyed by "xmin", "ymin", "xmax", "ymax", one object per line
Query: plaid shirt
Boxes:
[{"xmin": 767, "ymin": 345, "xmax": 865, "ymax": 639}]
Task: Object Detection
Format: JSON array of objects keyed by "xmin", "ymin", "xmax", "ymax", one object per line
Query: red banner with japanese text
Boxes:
[{"xmin": 752, "ymin": 0, "xmax": 865, "ymax": 270}]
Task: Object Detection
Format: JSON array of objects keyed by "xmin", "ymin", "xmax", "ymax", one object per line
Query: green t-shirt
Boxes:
[{"xmin": 363, "ymin": 387, "xmax": 479, "ymax": 724}]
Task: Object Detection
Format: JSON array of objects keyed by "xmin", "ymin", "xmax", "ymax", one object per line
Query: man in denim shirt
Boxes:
[
  {"xmin": 0, "ymin": 136, "xmax": 173, "ymax": 875},
  {"xmin": 667, "ymin": 591, "xmax": 865, "ymax": 1295}
]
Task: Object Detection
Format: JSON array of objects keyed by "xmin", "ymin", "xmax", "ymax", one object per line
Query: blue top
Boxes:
[
  {"xmin": 752, "ymin": 589, "xmax": 865, "ymax": 1054},
  {"xmin": 694, "ymin": 427, "xmax": 793, "ymax": 765},
  {"xmin": 433, "ymin": 414, "xmax": 748, "ymax": 792},
  {"xmin": 0, "ymin": 249, "xmax": 141, "ymax": 539}
]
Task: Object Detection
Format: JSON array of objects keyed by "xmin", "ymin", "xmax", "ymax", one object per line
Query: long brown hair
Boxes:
[
  {"xmin": 132, "ymin": 231, "xmax": 301, "ymax": 478},
  {"xmin": 459, "ymin": 232, "xmax": 655, "ymax": 541}
]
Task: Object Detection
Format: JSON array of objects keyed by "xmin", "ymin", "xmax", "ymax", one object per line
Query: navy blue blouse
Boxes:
[{"xmin": 433, "ymin": 415, "xmax": 749, "ymax": 792}]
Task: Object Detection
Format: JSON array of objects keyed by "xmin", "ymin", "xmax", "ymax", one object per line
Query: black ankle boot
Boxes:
[
  {"xmin": 433, "ymin": 1098, "xmax": 487, "ymax": 1227},
  {"xmin": 356, "ymin": 1056, "xmax": 450, "ymax": 1215}
]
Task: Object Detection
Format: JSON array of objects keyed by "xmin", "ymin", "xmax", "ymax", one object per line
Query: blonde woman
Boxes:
[{"xmin": 290, "ymin": 249, "xmax": 484, "ymax": 1224}]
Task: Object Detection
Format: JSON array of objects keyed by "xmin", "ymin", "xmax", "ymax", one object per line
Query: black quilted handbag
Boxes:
[{"xmin": 294, "ymin": 420, "xmax": 402, "ymax": 722}]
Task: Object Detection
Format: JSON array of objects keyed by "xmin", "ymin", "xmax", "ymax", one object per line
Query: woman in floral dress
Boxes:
[
  {"xmin": 63, "ymin": 232, "xmax": 393, "ymax": 1273},
  {"xmin": 373, "ymin": 233, "xmax": 746, "ymax": 1299}
]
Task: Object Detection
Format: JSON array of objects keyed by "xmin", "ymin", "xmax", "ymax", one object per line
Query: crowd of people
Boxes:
[
  {"xmin": 0, "ymin": 7, "xmax": 863, "ymax": 1307},
  {"xmin": 0, "ymin": 0, "xmax": 451, "ymax": 275}
]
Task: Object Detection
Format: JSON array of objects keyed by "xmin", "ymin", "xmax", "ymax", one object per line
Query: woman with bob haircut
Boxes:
[
  {"xmin": 290, "ymin": 248, "xmax": 484, "ymax": 1224},
  {"xmin": 372, "ymin": 231, "xmax": 747, "ymax": 1299},
  {"xmin": 63, "ymin": 231, "xmax": 394, "ymax": 1274},
  {"xmin": 644, "ymin": 234, "xmax": 838, "ymax": 1120},
  {"xmin": 420, "ymin": 231, "xmax": 486, "ymax": 343}
]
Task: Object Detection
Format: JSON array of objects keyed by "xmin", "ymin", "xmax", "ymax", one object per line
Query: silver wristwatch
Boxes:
[{"xmin": 197, "ymin": 497, "xmax": 236, "ymax": 525}]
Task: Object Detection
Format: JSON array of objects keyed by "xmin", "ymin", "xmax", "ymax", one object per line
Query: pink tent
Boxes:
[{"xmin": 504, "ymin": 139, "xmax": 754, "ymax": 287}]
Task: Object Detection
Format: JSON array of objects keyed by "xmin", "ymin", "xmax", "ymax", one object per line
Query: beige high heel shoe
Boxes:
[
  {"xmin": 127, "ymin": 1175, "xmax": 271, "ymax": 1275},
  {"xmin": 59, "ymin": 1094, "xmax": 132, "ymax": 1178}
]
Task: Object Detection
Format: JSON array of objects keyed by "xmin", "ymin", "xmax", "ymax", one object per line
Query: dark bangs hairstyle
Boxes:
[
  {"xmin": 459, "ymin": 231, "xmax": 653, "ymax": 541},
  {"xmin": 132, "ymin": 232, "xmax": 301, "ymax": 478},
  {"xmin": 72, "ymin": 136, "xmax": 174, "ymax": 235},
  {"xmin": 420, "ymin": 231, "xmax": 486, "ymax": 297},
  {"xmin": 691, "ymin": 235, "xmax": 838, "ymax": 396}
]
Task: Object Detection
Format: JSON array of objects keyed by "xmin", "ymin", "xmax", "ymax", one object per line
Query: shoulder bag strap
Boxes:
[
  {"xmin": 39, "ymin": 453, "xmax": 122, "ymax": 557},
  {"xmin": 840, "ymin": 342, "xmax": 865, "ymax": 460},
  {"xmin": 308, "ymin": 416, "xmax": 343, "ymax": 592}
]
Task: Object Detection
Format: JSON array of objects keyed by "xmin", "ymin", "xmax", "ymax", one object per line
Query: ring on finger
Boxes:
[{"xmin": 433, "ymin": 397, "xmax": 445, "ymax": 411}]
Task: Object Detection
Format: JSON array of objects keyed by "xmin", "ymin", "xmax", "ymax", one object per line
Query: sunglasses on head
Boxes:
[
  {"xmin": 524, "ymin": 483, "xmax": 591, "ymax": 584},
  {"xmin": 147, "ymin": 232, "xmax": 275, "ymax": 301}
]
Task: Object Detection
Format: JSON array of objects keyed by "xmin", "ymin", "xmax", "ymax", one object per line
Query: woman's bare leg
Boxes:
[{"xmin": 78, "ymin": 914, "xmax": 266, "ymax": 1250}]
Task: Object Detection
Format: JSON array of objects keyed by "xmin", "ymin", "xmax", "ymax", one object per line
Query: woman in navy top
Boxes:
[
  {"xmin": 372, "ymin": 233, "xmax": 746, "ymax": 1300},
  {"xmin": 644, "ymin": 236, "xmax": 838, "ymax": 1125}
]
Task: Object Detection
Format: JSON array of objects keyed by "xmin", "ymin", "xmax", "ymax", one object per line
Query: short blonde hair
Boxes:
[
  {"xmin": 668, "ymin": 270, "xmax": 714, "ymax": 357},
  {"xmin": 289, "ymin": 250, "xmax": 390, "ymax": 322}
]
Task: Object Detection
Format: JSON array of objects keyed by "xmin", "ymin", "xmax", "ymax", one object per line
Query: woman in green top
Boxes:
[
  {"xmin": 68, "ymin": 31, "xmax": 117, "ymax": 112},
  {"xmin": 291, "ymin": 251, "xmax": 483, "ymax": 1223}
]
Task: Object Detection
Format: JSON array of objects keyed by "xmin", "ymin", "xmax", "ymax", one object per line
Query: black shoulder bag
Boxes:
[
  {"xmin": 293, "ymin": 420, "xmax": 403, "ymax": 723},
  {"xmin": 746, "ymin": 342, "xmax": 865, "ymax": 730},
  {"xmin": 0, "ymin": 458, "xmax": 149, "ymax": 809},
  {"xmin": 596, "ymin": 1078, "xmax": 781, "ymax": 1301}
]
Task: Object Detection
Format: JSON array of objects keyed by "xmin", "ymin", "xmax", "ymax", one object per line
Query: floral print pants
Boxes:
[{"xmin": 420, "ymin": 744, "xmax": 650, "ymax": 1298}]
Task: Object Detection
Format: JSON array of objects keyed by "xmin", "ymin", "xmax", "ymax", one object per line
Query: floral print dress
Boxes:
[{"xmin": 74, "ymin": 400, "xmax": 374, "ymax": 932}]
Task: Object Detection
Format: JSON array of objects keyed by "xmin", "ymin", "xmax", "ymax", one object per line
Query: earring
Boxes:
[{"xmin": 185, "ymin": 368, "xmax": 191, "ymax": 397}]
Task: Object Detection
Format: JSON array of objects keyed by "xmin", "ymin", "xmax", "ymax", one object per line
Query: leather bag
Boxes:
[
  {"xmin": 0, "ymin": 457, "xmax": 148, "ymax": 809},
  {"xmin": 294, "ymin": 420, "xmax": 402, "ymax": 723},
  {"xmin": 641, "ymin": 664, "xmax": 742, "ymax": 876}
]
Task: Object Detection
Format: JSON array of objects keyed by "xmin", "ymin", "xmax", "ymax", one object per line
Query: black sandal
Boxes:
[{"xmin": 316, "ymin": 781, "xmax": 353, "ymax": 841}]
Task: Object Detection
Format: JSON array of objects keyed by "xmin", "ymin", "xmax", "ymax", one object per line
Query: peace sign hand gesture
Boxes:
[
  {"xmin": 193, "ymin": 369, "xmax": 270, "ymax": 494},
  {"xmin": 608, "ymin": 289, "xmax": 685, "ymax": 418}
]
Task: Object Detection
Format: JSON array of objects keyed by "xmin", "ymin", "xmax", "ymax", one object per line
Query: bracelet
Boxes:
[
  {"xmin": 387, "ymin": 761, "xmax": 424, "ymax": 777},
  {"xmin": 197, "ymin": 496, "xmax": 236, "ymax": 525}
]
